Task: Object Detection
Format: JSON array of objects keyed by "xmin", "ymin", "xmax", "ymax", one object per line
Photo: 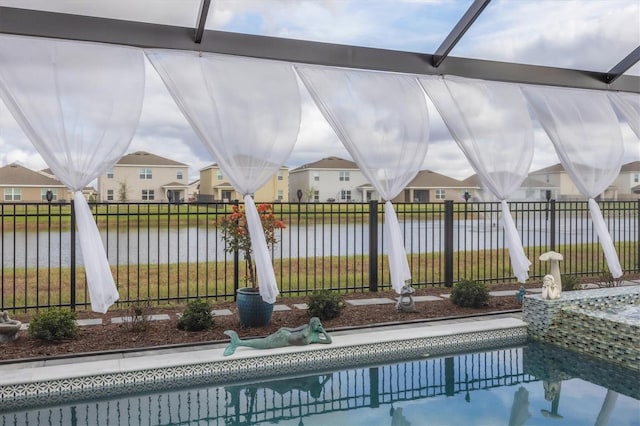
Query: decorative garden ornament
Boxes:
[
  {"xmin": 541, "ymin": 275, "xmax": 561, "ymax": 300},
  {"xmin": 539, "ymin": 251, "xmax": 563, "ymax": 293},
  {"xmin": 223, "ymin": 317, "xmax": 332, "ymax": 356},
  {"xmin": 396, "ymin": 285, "xmax": 417, "ymax": 313},
  {"xmin": 0, "ymin": 311, "xmax": 21, "ymax": 343}
]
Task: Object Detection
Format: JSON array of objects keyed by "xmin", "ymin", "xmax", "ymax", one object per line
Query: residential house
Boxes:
[
  {"xmin": 394, "ymin": 170, "xmax": 470, "ymax": 203},
  {"xmin": 40, "ymin": 168, "xmax": 97, "ymax": 201},
  {"xmin": 187, "ymin": 179, "xmax": 200, "ymax": 203},
  {"xmin": 199, "ymin": 164, "xmax": 289, "ymax": 202},
  {"xmin": 0, "ymin": 163, "xmax": 68, "ymax": 202},
  {"xmin": 461, "ymin": 173, "xmax": 558, "ymax": 202},
  {"xmin": 613, "ymin": 161, "xmax": 640, "ymax": 200},
  {"xmin": 97, "ymin": 151, "xmax": 188, "ymax": 202},
  {"xmin": 289, "ymin": 157, "xmax": 369, "ymax": 202},
  {"xmin": 529, "ymin": 162, "xmax": 638, "ymax": 200}
]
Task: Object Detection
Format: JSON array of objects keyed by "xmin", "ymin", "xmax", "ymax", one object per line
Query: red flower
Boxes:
[{"xmin": 217, "ymin": 203, "xmax": 285, "ymax": 288}]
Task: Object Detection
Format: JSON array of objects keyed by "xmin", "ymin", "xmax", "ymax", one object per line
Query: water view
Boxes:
[{"xmin": 2, "ymin": 218, "xmax": 637, "ymax": 268}]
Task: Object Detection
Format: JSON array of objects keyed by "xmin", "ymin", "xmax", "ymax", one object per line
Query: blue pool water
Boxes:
[{"xmin": 1, "ymin": 343, "xmax": 638, "ymax": 425}]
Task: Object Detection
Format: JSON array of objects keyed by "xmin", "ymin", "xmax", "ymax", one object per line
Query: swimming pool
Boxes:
[{"xmin": 1, "ymin": 342, "xmax": 638, "ymax": 425}]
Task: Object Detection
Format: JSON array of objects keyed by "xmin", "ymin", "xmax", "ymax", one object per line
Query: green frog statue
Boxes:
[{"xmin": 223, "ymin": 317, "xmax": 332, "ymax": 356}]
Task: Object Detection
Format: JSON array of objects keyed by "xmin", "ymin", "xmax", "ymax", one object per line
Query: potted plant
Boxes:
[{"xmin": 218, "ymin": 203, "xmax": 286, "ymax": 327}]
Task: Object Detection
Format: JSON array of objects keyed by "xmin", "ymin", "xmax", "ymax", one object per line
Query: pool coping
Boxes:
[{"xmin": 0, "ymin": 313, "xmax": 526, "ymax": 410}]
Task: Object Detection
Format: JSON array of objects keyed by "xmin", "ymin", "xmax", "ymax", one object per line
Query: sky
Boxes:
[{"xmin": 0, "ymin": 0, "xmax": 639, "ymax": 182}]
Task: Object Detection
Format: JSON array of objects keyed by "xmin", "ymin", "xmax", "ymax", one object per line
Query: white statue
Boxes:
[
  {"xmin": 542, "ymin": 274, "xmax": 561, "ymax": 300},
  {"xmin": 0, "ymin": 311, "xmax": 22, "ymax": 343},
  {"xmin": 539, "ymin": 251, "xmax": 563, "ymax": 293}
]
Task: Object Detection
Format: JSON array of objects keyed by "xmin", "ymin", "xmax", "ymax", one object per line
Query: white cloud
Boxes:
[{"xmin": 0, "ymin": 1, "xmax": 637, "ymax": 183}]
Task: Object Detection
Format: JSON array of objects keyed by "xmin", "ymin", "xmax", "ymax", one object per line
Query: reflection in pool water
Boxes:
[{"xmin": 1, "ymin": 343, "xmax": 638, "ymax": 425}]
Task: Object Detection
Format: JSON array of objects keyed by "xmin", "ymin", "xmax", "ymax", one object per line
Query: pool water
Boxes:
[{"xmin": 2, "ymin": 343, "xmax": 639, "ymax": 425}]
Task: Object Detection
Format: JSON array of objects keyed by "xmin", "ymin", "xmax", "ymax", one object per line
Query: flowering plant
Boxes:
[{"xmin": 217, "ymin": 203, "xmax": 286, "ymax": 288}]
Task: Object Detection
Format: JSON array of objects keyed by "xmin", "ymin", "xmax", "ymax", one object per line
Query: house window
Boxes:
[
  {"xmin": 277, "ymin": 190, "xmax": 284, "ymax": 201},
  {"xmin": 217, "ymin": 170, "xmax": 223, "ymax": 180},
  {"xmin": 107, "ymin": 168, "xmax": 114, "ymax": 179},
  {"xmin": 4, "ymin": 188, "xmax": 21, "ymax": 201},
  {"xmin": 107, "ymin": 189, "xmax": 114, "ymax": 201},
  {"xmin": 41, "ymin": 188, "xmax": 58, "ymax": 201},
  {"xmin": 176, "ymin": 170, "xmax": 183, "ymax": 180},
  {"xmin": 142, "ymin": 189, "xmax": 155, "ymax": 201},
  {"xmin": 139, "ymin": 168, "xmax": 152, "ymax": 180},
  {"xmin": 339, "ymin": 171, "xmax": 350, "ymax": 181},
  {"xmin": 277, "ymin": 170, "xmax": 284, "ymax": 181},
  {"xmin": 634, "ymin": 173, "xmax": 639, "ymax": 183},
  {"xmin": 341, "ymin": 190, "xmax": 352, "ymax": 201},
  {"xmin": 313, "ymin": 173, "xmax": 319, "ymax": 182},
  {"xmin": 313, "ymin": 191, "xmax": 319, "ymax": 202},
  {"xmin": 435, "ymin": 189, "xmax": 446, "ymax": 200}
]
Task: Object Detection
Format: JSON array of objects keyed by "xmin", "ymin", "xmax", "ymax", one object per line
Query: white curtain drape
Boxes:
[
  {"xmin": 146, "ymin": 50, "xmax": 301, "ymax": 303},
  {"xmin": 522, "ymin": 85, "xmax": 624, "ymax": 278},
  {"xmin": 523, "ymin": 85, "xmax": 624, "ymax": 277},
  {"xmin": 609, "ymin": 91, "xmax": 640, "ymax": 139},
  {"xmin": 296, "ymin": 65, "xmax": 430, "ymax": 293},
  {"xmin": 419, "ymin": 75, "xmax": 533, "ymax": 283},
  {"xmin": 0, "ymin": 35, "xmax": 145, "ymax": 312}
]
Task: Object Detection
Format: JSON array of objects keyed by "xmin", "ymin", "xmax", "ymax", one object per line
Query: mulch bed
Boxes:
[{"xmin": 1, "ymin": 285, "xmax": 528, "ymax": 362}]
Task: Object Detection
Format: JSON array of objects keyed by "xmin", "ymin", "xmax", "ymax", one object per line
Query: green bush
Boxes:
[
  {"xmin": 28, "ymin": 309, "xmax": 79, "ymax": 341},
  {"xmin": 561, "ymin": 274, "xmax": 581, "ymax": 291},
  {"xmin": 307, "ymin": 290, "xmax": 345, "ymax": 321},
  {"xmin": 450, "ymin": 280, "xmax": 489, "ymax": 308},
  {"xmin": 177, "ymin": 299, "xmax": 213, "ymax": 331}
]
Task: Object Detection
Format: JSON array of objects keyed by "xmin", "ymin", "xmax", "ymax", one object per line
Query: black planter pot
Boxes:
[{"xmin": 236, "ymin": 287, "xmax": 274, "ymax": 327}]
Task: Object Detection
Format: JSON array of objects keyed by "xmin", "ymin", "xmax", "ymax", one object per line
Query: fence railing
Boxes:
[{"xmin": 1, "ymin": 200, "xmax": 638, "ymax": 312}]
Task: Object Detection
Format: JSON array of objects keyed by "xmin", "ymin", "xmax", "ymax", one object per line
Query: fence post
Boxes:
[
  {"xmin": 444, "ymin": 200, "xmax": 454, "ymax": 287},
  {"xmin": 549, "ymin": 200, "xmax": 556, "ymax": 251},
  {"xmin": 369, "ymin": 367, "xmax": 380, "ymax": 408},
  {"xmin": 232, "ymin": 200, "xmax": 239, "ymax": 301},
  {"xmin": 637, "ymin": 199, "xmax": 639, "ymax": 272},
  {"xmin": 445, "ymin": 357, "xmax": 455, "ymax": 396},
  {"xmin": 70, "ymin": 200, "xmax": 76, "ymax": 311},
  {"xmin": 368, "ymin": 201, "xmax": 379, "ymax": 292}
]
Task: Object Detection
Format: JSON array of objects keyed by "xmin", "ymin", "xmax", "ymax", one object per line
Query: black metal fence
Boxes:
[{"xmin": 1, "ymin": 200, "xmax": 638, "ymax": 312}]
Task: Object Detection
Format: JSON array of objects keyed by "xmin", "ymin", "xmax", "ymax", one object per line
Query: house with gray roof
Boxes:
[
  {"xmin": 394, "ymin": 170, "xmax": 469, "ymax": 203},
  {"xmin": 289, "ymin": 157, "xmax": 369, "ymax": 202},
  {"xmin": 0, "ymin": 163, "xmax": 68, "ymax": 202},
  {"xmin": 97, "ymin": 151, "xmax": 188, "ymax": 202},
  {"xmin": 615, "ymin": 161, "xmax": 640, "ymax": 200},
  {"xmin": 530, "ymin": 161, "xmax": 638, "ymax": 201}
]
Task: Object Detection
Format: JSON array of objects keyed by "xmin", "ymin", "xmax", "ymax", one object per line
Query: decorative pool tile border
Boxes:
[
  {"xmin": 523, "ymin": 286, "xmax": 640, "ymax": 371},
  {"xmin": 0, "ymin": 325, "xmax": 527, "ymax": 411}
]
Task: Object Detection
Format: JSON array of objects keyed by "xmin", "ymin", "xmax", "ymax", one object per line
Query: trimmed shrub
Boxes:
[
  {"xmin": 127, "ymin": 300, "xmax": 151, "ymax": 332},
  {"xmin": 450, "ymin": 280, "xmax": 489, "ymax": 308},
  {"xmin": 177, "ymin": 299, "xmax": 213, "ymax": 331},
  {"xmin": 28, "ymin": 309, "xmax": 79, "ymax": 341},
  {"xmin": 307, "ymin": 290, "xmax": 345, "ymax": 321}
]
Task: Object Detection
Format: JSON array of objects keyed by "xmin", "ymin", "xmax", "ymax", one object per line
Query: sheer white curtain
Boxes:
[
  {"xmin": 296, "ymin": 65, "xmax": 430, "ymax": 293},
  {"xmin": 146, "ymin": 50, "xmax": 301, "ymax": 303},
  {"xmin": 522, "ymin": 85, "xmax": 624, "ymax": 278},
  {"xmin": 419, "ymin": 75, "xmax": 533, "ymax": 283},
  {"xmin": 0, "ymin": 35, "xmax": 145, "ymax": 312},
  {"xmin": 609, "ymin": 91, "xmax": 640, "ymax": 139}
]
